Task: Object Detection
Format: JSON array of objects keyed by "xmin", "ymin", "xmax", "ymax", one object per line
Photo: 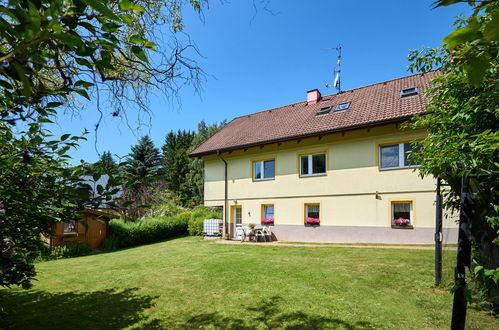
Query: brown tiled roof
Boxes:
[{"xmin": 190, "ymin": 71, "xmax": 437, "ymax": 157}]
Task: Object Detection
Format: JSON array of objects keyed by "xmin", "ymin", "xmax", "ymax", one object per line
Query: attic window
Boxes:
[
  {"xmin": 400, "ymin": 87, "xmax": 418, "ymax": 98},
  {"xmin": 334, "ymin": 102, "xmax": 351, "ymax": 112},
  {"xmin": 316, "ymin": 106, "xmax": 331, "ymax": 116}
]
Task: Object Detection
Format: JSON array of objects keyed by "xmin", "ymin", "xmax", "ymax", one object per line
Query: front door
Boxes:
[{"xmin": 233, "ymin": 206, "xmax": 242, "ymax": 239}]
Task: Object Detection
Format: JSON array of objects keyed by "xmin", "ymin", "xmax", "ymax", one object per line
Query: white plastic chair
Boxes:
[
  {"xmin": 241, "ymin": 227, "xmax": 253, "ymax": 242},
  {"xmin": 235, "ymin": 227, "xmax": 244, "ymax": 241},
  {"xmin": 262, "ymin": 226, "xmax": 272, "ymax": 242},
  {"xmin": 254, "ymin": 228, "xmax": 266, "ymax": 242}
]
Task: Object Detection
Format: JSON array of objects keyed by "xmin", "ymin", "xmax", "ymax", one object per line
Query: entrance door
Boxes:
[{"xmin": 233, "ymin": 206, "xmax": 243, "ymax": 239}]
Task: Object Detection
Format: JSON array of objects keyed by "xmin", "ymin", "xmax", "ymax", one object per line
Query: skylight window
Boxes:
[
  {"xmin": 334, "ymin": 102, "xmax": 351, "ymax": 112},
  {"xmin": 400, "ymin": 87, "xmax": 418, "ymax": 98},
  {"xmin": 316, "ymin": 106, "xmax": 331, "ymax": 116}
]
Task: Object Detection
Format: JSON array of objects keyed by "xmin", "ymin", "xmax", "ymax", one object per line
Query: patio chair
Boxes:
[
  {"xmin": 254, "ymin": 228, "xmax": 266, "ymax": 242},
  {"xmin": 235, "ymin": 227, "xmax": 244, "ymax": 241},
  {"xmin": 241, "ymin": 227, "xmax": 253, "ymax": 243},
  {"xmin": 262, "ymin": 226, "xmax": 272, "ymax": 242}
]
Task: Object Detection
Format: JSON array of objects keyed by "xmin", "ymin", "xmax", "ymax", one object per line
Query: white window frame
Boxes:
[
  {"xmin": 304, "ymin": 203, "xmax": 321, "ymax": 226},
  {"xmin": 391, "ymin": 201, "xmax": 414, "ymax": 228},
  {"xmin": 379, "ymin": 142, "xmax": 419, "ymax": 170},
  {"xmin": 300, "ymin": 153, "xmax": 327, "ymax": 177},
  {"xmin": 253, "ymin": 159, "xmax": 275, "ymax": 181}
]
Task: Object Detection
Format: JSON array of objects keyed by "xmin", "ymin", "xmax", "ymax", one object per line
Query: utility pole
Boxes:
[
  {"xmin": 435, "ymin": 178, "xmax": 443, "ymax": 286},
  {"xmin": 451, "ymin": 174, "xmax": 473, "ymax": 330}
]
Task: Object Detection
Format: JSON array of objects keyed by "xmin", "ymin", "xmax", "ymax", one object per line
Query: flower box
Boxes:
[
  {"xmin": 392, "ymin": 217, "xmax": 413, "ymax": 229},
  {"xmin": 305, "ymin": 217, "xmax": 320, "ymax": 226},
  {"xmin": 262, "ymin": 218, "xmax": 274, "ymax": 225}
]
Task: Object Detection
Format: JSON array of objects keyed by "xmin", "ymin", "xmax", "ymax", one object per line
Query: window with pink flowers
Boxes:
[
  {"xmin": 391, "ymin": 201, "xmax": 413, "ymax": 229},
  {"xmin": 261, "ymin": 204, "xmax": 274, "ymax": 225},
  {"xmin": 304, "ymin": 203, "xmax": 320, "ymax": 226}
]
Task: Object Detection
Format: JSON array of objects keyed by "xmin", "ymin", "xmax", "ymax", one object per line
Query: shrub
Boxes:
[
  {"xmin": 188, "ymin": 206, "xmax": 223, "ymax": 236},
  {"xmin": 40, "ymin": 243, "xmax": 93, "ymax": 260},
  {"xmin": 101, "ymin": 235, "xmax": 120, "ymax": 252},
  {"xmin": 144, "ymin": 188, "xmax": 186, "ymax": 218},
  {"xmin": 103, "ymin": 215, "xmax": 189, "ymax": 250}
]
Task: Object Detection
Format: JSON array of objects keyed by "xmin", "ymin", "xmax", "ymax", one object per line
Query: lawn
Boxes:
[{"xmin": 1, "ymin": 237, "xmax": 497, "ymax": 329}]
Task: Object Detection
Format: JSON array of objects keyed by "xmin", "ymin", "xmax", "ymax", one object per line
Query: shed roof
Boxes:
[{"xmin": 190, "ymin": 71, "xmax": 437, "ymax": 157}]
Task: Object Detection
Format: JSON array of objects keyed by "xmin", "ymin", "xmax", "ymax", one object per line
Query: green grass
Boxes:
[{"xmin": 1, "ymin": 237, "xmax": 497, "ymax": 329}]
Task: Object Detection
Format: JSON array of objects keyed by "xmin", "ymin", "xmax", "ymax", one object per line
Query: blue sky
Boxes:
[{"xmin": 54, "ymin": 0, "xmax": 470, "ymax": 164}]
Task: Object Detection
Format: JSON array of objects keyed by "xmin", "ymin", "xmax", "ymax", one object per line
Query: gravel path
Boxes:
[{"xmin": 215, "ymin": 239, "xmax": 457, "ymax": 250}]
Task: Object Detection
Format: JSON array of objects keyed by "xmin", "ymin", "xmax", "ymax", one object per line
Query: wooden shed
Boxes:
[{"xmin": 48, "ymin": 209, "xmax": 119, "ymax": 249}]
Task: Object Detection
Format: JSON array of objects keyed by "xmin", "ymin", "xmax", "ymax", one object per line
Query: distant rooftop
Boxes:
[{"xmin": 190, "ymin": 71, "xmax": 437, "ymax": 157}]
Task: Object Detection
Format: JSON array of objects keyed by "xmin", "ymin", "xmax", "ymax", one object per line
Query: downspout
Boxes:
[{"xmin": 217, "ymin": 151, "xmax": 228, "ymax": 236}]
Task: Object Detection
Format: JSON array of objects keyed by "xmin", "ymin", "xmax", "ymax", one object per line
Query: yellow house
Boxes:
[{"xmin": 190, "ymin": 72, "xmax": 458, "ymax": 244}]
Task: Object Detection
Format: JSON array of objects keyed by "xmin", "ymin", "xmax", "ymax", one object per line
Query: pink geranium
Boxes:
[
  {"xmin": 306, "ymin": 217, "xmax": 320, "ymax": 224},
  {"xmin": 393, "ymin": 217, "xmax": 410, "ymax": 226},
  {"xmin": 262, "ymin": 218, "xmax": 274, "ymax": 224}
]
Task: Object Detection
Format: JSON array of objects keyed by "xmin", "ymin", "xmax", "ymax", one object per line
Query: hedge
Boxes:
[{"xmin": 102, "ymin": 215, "xmax": 189, "ymax": 251}]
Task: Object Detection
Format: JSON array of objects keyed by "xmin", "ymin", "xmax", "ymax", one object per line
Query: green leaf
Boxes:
[
  {"xmin": 483, "ymin": 11, "xmax": 499, "ymax": 41},
  {"xmin": 46, "ymin": 102, "xmax": 63, "ymax": 108},
  {"xmin": 76, "ymin": 57, "xmax": 94, "ymax": 68},
  {"xmin": 75, "ymin": 89, "xmax": 91, "ymax": 100},
  {"xmin": 433, "ymin": 0, "xmax": 461, "ymax": 8},
  {"xmin": 53, "ymin": 33, "xmax": 85, "ymax": 48},
  {"xmin": 0, "ymin": 80, "xmax": 13, "ymax": 89},
  {"xmin": 118, "ymin": 0, "xmax": 133, "ymax": 11},
  {"xmin": 130, "ymin": 4, "xmax": 145, "ymax": 12},
  {"xmin": 75, "ymin": 80, "xmax": 94, "ymax": 88},
  {"xmin": 465, "ymin": 54, "xmax": 489, "ymax": 86},
  {"xmin": 131, "ymin": 46, "xmax": 148, "ymax": 63},
  {"xmin": 102, "ymin": 22, "xmax": 121, "ymax": 33},
  {"xmin": 130, "ymin": 35, "xmax": 146, "ymax": 44},
  {"xmin": 144, "ymin": 41, "xmax": 157, "ymax": 49},
  {"xmin": 81, "ymin": 0, "xmax": 121, "ymax": 21},
  {"xmin": 61, "ymin": 134, "xmax": 71, "ymax": 141},
  {"xmin": 443, "ymin": 20, "xmax": 480, "ymax": 48},
  {"xmin": 13, "ymin": 64, "xmax": 31, "ymax": 97}
]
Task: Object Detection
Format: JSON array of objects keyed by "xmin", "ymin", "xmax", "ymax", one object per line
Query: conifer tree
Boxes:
[
  {"xmin": 186, "ymin": 120, "xmax": 227, "ymax": 205},
  {"xmin": 92, "ymin": 151, "xmax": 118, "ymax": 175},
  {"xmin": 124, "ymin": 136, "xmax": 162, "ymax": 187},
  {"xmin": 162, "ymin": 130, "xmax": 195, "ymax": 204}
]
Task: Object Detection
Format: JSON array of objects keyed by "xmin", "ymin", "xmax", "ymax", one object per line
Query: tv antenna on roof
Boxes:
[{"xmin": 325, "ymin": 45, "xmax": 342, "ymax": 93}]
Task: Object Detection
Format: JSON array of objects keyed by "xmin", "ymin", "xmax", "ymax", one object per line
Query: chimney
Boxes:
[{"xmin": 307, "ymin": 89, "xmax": 321, "ymax": 105}]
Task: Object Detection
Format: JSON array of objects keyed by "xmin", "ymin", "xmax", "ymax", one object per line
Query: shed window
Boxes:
[
  {"xmin": 400, "ymin": 87, "xmax": 418, "ymax": 98},
  {"xmin": 63, "ymin": 220, "xmax": 77, "ymax": 234}
]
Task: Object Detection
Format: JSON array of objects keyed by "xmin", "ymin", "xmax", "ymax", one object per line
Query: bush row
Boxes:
[
  {"xmin": 38, "ymin": 242, "xmax": 93, "ymax": 261},
  {"xmin": 102, "ymin": 215, "xmax": 189, "ymax": 251},
  {"xmin": 101, "ymin": 206, "xmax": 222, "ymax": 251}
]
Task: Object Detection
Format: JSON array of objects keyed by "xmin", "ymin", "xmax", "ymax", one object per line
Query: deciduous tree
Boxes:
[{"xmin": 408, "ymin": 0, "xmax": 498, "ymax": 307}]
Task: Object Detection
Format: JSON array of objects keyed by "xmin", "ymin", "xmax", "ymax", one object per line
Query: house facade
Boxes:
[{"xmin": 190, "ymin": 72, "xmax": 458, "ymax": 244}]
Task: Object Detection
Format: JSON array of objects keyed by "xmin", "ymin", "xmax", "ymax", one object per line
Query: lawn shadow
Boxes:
[
  {"xmin": 179, "ymin": 296, "xmax": 376, "ymax": 329},
  {"xmin": 1, "ymin": 287, "xmax": 158, "ymax": 330}
]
